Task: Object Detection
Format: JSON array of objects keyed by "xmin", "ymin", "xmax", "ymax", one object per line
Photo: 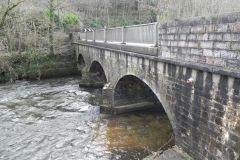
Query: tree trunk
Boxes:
[{"xmin": 49, "ymin": 0, "xmax": 55, "ymax": 55}]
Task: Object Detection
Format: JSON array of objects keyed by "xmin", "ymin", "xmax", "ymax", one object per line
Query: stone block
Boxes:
[
  {"xmin": 213, "ymin": 50, "xmax": 222, "ymax": 57},
  {"xmin": 209, "ymin": 33, "xmax": 223, "ymax": 41},
  {"xmin": 223, "ymin": 33, "xmax": 240, "ymax": 42},
  {"xmin": 159, "ymin": 28, "xmax": 167, "ymax": 34},
  {"xmin": 181, "ymin": 48, "xmax": 191, "ymax": 55},
  {"xmin": 179, "ymin": 26, "xmax": 191, "ymax": 34},
  {"xmin": 167, "ymin": 27, "xmax": 179, "ymax": 34},
  {"xmin": 200, "ymin": 41, "xmax": 214, "ymax": 49},
  {"xmin": 174, "ymin": 34, "xmax": 180, "ymax": 40},
  {"xmin": 171, "ymin": 41, "xmax": 178, "ymax": 47},
  {"xmin": 203, "ymin": 49, "xmax": 214, "ymax": 57},
  {"xmin": 161, "ymin": 34, "xmax": 168, "ymax": 40},
  {"xmin": 191, "ymin": 25, "xmax": 206, "ymax": 33},
  {"xmin": 205, "ymin": 24, "xmax": 215, "ymax": 32},
  {"xmin": 230, "ymin": 42, "xmax": 240, "ymax": 51},
  {"xmin": 171, "ymin": 52, "xmax": 177, "ymax": 59},
  {"xmin": 188, "ymin": 34, "xmax": 197, "ymax": 40},
  {"xmin": 214, "ymin": 58, "xmax": 226, "ymax": 67},
  {"xmin": 188, "ymin": 41, "xmax": 199, "ymax": 48},
  {"xmin": 214, "ymin": 42, "xmax": 231, "ymax": 50},
  {"xmin": 179, "ymin": 34, "xmax": 187, "ymax": 40},
  {"xmin": 220, "ymin": 50, "xmax": 238, "ymax": 59},
  {"xmin": 198, "ymin": 33, "xmax": 209, "ymax": 41},
  {"xmin": 226, "ymin": 60, "xmax": 240, "ymax": 70},
  {"xmin": 206, "ymin": 57, "xmax": 215, "ymax": 65},
  {"xmin": 214, "ymin": 23, "xmax": 230, "ymax": 32},
  {"xmin": 160, "ymin": 40, "xmax": 171, "ymax": 46},
  {"xmin": 171, "ymin": 47, "xmax": 178, "ymax": 53},
  {"xmin": 232, "ymin": 22, "xmax": 240, "ymax": 32},
  {"xmin": 167, "ymin": 34, "xmax": 175, "ymax": 40},
  {"xmin": 197, "ymin": 56, "xmax": 207, "ymax": 64},
  {"xmin": 191, "ymin": 48, "xmax": 203, "ymax": 55},
  {"xmin": 178, "ymin": 41, "xmax": 187, "ymax": 47},
  {"xmin": 162, "ymin": 51, "xmax": 171, "ymax": 58}
]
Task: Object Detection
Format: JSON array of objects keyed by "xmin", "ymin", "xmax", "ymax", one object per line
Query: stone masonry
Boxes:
[{"xmin": 73, "ymin": 12, "xmax": 240, "ymax": 160}]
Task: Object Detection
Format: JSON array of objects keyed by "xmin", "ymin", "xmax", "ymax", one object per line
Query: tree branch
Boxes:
[{"xmin": 0, "ymin": 0, "xmax": 24, "ymax": 29}]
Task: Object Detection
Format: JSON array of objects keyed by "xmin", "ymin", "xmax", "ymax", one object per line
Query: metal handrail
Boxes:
[{"xmin": 77, "ymin": 22, "xmax": 159, "ymax": 46}]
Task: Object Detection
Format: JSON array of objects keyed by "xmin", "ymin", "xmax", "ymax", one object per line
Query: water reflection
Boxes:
[{"xmin": 105, "ymin": 109, "xmax": 174, "ymax": 160}]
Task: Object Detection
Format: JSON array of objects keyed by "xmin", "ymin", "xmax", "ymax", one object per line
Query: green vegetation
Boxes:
[
  {"xmin": 83, "ymin": 18, "xmax": 104, "ymax": 28},
  {"xmin": 63, "ymin": 12, "xmax": 79, "ymax": 29},
  {"xmin": 0, "ymin": 0, "xmax": 81, "ymax": 84},
  {"xmin": 147, "ymin": 10, "xmax": 157, "ymax": 23},
  {"xmin": 185, "ymin": 157, "xmax": 193, "ymax": 160},
  {"xmin": 0, "ymin": 51, "xmax": 43, "ymax": 82},
  {"xmin": 0, "ymin": 50, "xmax": 78, "ymax": 83}
]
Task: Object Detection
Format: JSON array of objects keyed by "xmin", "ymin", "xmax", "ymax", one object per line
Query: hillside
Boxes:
[{"xmin": 18, "ymin": 0, "xmax": 240, "ymax": 28}]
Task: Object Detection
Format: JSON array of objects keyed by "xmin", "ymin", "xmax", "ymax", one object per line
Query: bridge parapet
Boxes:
[
  {"xmin": 77, "ymin": 22, "xmax": 159, "ymax": 47},
  {"xmin": 73, "ymin": 12, "xmax": 240, "ymax": 79}
]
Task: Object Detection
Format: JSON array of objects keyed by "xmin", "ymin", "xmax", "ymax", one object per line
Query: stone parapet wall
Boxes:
[{"xmin": 159, "ymin": 12, "xmax": 240, "ymax": 72}]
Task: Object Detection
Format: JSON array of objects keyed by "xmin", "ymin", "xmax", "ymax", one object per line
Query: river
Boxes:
[{"xmin": 0, "ymin": 77, "xmax": 173, "ymax": 160}]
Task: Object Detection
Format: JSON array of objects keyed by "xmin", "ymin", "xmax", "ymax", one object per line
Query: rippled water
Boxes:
[{"xmin": 0, "ymin": 77, "xmax": 173, "ymax": 160}]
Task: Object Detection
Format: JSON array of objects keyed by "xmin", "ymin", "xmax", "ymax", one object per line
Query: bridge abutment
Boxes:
[{"xmin": 100, "ymin": 83, "xmax": 115, "ymax": 113}]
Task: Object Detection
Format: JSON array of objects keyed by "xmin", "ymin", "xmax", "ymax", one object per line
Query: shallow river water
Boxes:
[{"xmin": 0, "ymin": 77, "xmax": 173, "ymax": 160}]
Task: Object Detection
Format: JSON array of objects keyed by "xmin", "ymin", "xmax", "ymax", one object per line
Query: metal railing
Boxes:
[{"xmin": 77, "ymin": 22, "xmax": 159, "ymax": 47}]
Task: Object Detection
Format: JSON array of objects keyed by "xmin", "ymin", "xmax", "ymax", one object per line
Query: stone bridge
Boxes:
[{"xmin": 72, "ymin": 12, "xmax": 240, "ymax": 160}]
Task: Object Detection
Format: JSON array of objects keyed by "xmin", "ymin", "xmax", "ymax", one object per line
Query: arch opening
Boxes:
[
  {"xmin": 114, "ymin": 75, "xmax": 160, "ymax": 108},
  {"xmin": 77, "ymin": 54, "xmax": 85, "ymax": 69},
  {"xmin": 89, "ymin": 61, "xmax": 107, "ymax": 83},
  {"xmin": 111, "ymin": 75, "xmax": 175, "ymax": 158}
]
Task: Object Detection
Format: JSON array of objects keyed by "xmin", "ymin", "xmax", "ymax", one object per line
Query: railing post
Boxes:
[
  {"xmin": 85, "ymin": 32, "xmax": 87, "ymax": 41},
  {"xmin": 121, "ymin": 26, "xmax": 125, "ymax": 44},
  {"xmin": 154, "ymin": 22, "xmax": 159, "ymax": 47},
  {"xmin": 80, "ymin": 33, "xmax": 82, "ymax": 41},
  {"xmin": 104, "ymin": 26, "xmax": 107, "ymax": 43},
  {"xmin": 78, "ymin": 32, "xmax": 80, "ymax": 41},
  {"xmin": 93, "ymin": 30, "xmax": 95, "ymax": 42}
]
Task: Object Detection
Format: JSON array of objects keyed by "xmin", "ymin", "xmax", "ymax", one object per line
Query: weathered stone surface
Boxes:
[{"xmin": 159, "ymin": 12, "xmax": 240, "ymax": 72}]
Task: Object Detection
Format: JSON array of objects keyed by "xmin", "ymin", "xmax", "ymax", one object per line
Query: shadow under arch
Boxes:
[
  {"xmin": 77, "ymin": 54, "xmax": 86, "ymax": 69},
  {"xmin": 89, "ymin": 61, "xmax": 107, "ymax": 83},
  {"xmin": 113, "ymin": 74, "xmax": 177, "ymax": 139}
]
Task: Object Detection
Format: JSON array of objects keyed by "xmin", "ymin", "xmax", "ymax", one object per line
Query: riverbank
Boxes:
[{"xmin": 0, "ymin": 49, "xmax": 79, "ymax": 83}]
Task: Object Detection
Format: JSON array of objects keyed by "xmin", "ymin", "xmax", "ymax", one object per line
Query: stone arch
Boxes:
[
  {"xmin": 89, "ymin": 61, "xmax": 107, "ymax": 83},
  {"xmin": 112, "ymin": 74, "xmax": 177, "ymax": 137}
]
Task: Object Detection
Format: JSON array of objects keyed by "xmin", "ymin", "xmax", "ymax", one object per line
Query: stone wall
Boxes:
[{"xmin": 159, "ymin": 12, "xmax": 240, "ymax": 72}]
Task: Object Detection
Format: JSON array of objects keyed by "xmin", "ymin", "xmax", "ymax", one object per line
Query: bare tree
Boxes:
[
  {"xmin": 48, "ymin": 0, "xmax": 55, "ymax": 55},
  {"xmin": 0, "ymin": 0, "xmax": 24, "ymax": 29}
]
